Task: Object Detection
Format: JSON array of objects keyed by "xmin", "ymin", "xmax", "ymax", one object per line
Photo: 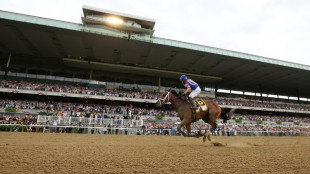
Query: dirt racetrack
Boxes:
[{"xmin": 1, "ymin": 133, "xmax": 310, "ymax": 174}]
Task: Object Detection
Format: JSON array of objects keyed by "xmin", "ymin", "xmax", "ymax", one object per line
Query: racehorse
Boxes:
[{"xmin": 156, "ymin": 89, "xmax": 236, "ymax": 142}]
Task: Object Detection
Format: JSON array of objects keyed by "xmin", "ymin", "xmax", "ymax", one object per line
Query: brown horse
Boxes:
[{"xmin": 156, "ymin": 89, "xmax": 235, "ymax": 142}]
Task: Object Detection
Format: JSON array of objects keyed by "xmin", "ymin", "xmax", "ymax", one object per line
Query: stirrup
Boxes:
[
  {"xmin": 191, "ymin": 102, "xmax": 197, "ymax": 109},
  {"xmin": 192, "ymin": 110, "xmax": 197, "ymax": 122}
]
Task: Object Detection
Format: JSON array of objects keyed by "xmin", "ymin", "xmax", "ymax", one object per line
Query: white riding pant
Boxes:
[{"xmin": 189, "ymin": 86, "xmax": 201, "ymax": 99}]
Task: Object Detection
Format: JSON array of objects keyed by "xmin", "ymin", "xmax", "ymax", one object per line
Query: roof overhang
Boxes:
[
  {"xmin": 1, "ymin": 10, "xmax": 310, "ymax": 98},
  {"xmin": 62, "ymin": 58, "xmax": 222, "ymax": 83}
]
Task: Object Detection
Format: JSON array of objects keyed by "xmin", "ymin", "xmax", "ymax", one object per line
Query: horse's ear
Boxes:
[{"xmin": 167, "ymin": 88, "xmax": 171, "ymax": 92}]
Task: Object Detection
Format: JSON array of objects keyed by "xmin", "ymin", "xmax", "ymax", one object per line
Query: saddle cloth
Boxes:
[{"xmin": 195, "ymin": 99, "xmax": 208, "ymax": 112}]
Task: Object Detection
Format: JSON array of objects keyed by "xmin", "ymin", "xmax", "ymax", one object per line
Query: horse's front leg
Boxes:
[
  {"xmin": 202, "ymin": 123, "xmax": 217, "ymax": 142},
  {"xmin": 203, "ymin": 131, "xmax": 211, "ymax": 142},
  {"xmin": 185, "ymin": 124, "xmax": 192, "ymax": 137},
  {"xmin": 177, "ymin": 121, "xmax": 187, "ymax": 137},
  {"xmin": 202, "ymin": 116, "xmax": 212, "ymax": 142}
]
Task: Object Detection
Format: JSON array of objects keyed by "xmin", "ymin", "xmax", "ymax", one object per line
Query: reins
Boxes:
[{"xmin": 159, "ymin": 91, "xmax": 170, "ymax": 105}]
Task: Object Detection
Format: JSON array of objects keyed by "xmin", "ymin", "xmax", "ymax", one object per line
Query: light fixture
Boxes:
[{"xmin": 106, "ymin": 17, "xmax": 123, "ymax": 24}]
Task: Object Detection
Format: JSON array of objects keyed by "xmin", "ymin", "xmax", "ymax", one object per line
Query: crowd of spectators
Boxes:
[
  {"xmin": 0, "ymin": 80, "xmax": 158, "ymax": 99},
  {"xmin": 1, "ymin": 79, "xmax": 310, "ymax": 137},
  {"xmin": 217, "ymin": 93, "xmax": 308, "ymax": 105},
  {"xmin": 1, "ymin": 79, "xmax": 309, "ymax": 111},
  {"xmin": 215, "ymin": 98, "xmax": 309, "ymax": 111},
  {"xmin": 2, "ymin": 99, "xmax": 310, "ymax": 124},
  {"xmin": 0, "ymin": 99, "xmax": 177, "ymax": 117},
  {"xmin": 0, "ymin": 115, "xmax": 37, "ymax": 125},
  {"xmin": 231, "ymin": 114, "xmax": 310, "ymax": 123}
]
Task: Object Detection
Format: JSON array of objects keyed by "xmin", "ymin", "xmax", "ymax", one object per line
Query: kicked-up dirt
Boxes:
[{"xmin": 1, "ymin": 132, "xmax": 310, "ymax": 174}]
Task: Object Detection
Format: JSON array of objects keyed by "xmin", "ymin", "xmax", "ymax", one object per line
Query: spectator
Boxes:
[{"xmin": 52, "ymin": 119, "xmax": 57, "ymax": 133}]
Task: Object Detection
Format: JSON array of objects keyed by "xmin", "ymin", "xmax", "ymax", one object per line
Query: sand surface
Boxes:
[{"xmin": 1, "ymin": 133, "xmax": 310, "ymax": 174}]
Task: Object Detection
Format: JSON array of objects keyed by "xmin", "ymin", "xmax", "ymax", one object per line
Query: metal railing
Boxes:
[{"xmin": 37, "ymin": 115, "xmax": 143, "ymax": 127}]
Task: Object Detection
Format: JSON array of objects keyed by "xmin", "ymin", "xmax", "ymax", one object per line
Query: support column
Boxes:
[
  {"xmin": 297, "ymin": 89, "xmax": 300, "ymax": 103},
  {"xmin": 4, "ymin": 53, "xmax": 11, "ymax": 80},
  {"xmin": 128, "ymin": 31, "xmax": 132, "ymax": 41},
  {"xmin": 158, "ymin": 77, "xmax": 161, "ymax": 92},
  {"xmin": 214, "ymin": 84, "xmax": 218, "ymax": 99},
  {"xmin": 259, "ymin": 84, "xmax": 263, "ymax": 103},
  {"xmin": 89, "ymin": 70, "xmax": 93, "ymax": 80}
]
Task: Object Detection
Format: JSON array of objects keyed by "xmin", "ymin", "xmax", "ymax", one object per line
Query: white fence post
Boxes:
[{"xmin": 37, "ymin": 115, "xmax": 40, "ymax": 124}]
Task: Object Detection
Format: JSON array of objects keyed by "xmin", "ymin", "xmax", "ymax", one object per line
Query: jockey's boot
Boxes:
[{"xmin": 189, "ymin": 98, "xmax": 197, "ymax": 122}]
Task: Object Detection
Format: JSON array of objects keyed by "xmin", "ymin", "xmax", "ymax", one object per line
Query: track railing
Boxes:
[{"xmin": 37, "ymin": 115, "xmax": 144, "ymax": 127}]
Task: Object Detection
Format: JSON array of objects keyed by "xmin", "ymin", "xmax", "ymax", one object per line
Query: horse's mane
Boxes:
[
  {"xmin": 170, "ymin": 90, "xmax": 182, "ymax": 99},
  {"xmin": 170, "ymin": 90, "xmax": 178, "ymax": 96}
]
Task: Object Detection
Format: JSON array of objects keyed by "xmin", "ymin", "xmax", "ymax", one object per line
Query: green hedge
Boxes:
[
  {"xmin": 257, "ymin": 120, "xmax": 263, "ymax": 124},
  {"xmin": 235, "ymin": 119, "xmax": 242, "ymax": 123},
  {"xmin": 5, "ymin": 107, "xmax": 17, "ymax": 112},
  {"xmin": 294, "ymin": 122, "xmax": 300, "ymax": 125},
  {"xmin": 16, "ymin": 126, "xmax": 27, "ymax": 132},
  {"xmin": 0, "ymin": 125, "xmax": 11, "ymax": 131},
  {"xmin": 276, "ymin": 120, "xmax": 282, "ymax": 125},
  {"xmin": 0, "ymin": 125, "xmax": 27, "ymax": 132},
  {"xmin": 155, "ymin": 115, "xmax": 164, "ymax": 120}
]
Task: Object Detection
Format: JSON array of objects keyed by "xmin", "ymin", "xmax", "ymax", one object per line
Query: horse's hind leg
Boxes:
[{"xmin": 211, "ymin": 123, "xmax": 217, "ymax": 132}]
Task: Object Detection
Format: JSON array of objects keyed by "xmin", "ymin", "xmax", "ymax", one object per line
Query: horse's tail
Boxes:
[{"xmin": 220, "ymin": 108, "xmax": 236, "ymax": 123}]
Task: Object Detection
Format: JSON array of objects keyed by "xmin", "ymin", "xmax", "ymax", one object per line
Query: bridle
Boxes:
[{"xmin": 157, "ymin": 91, "xmax": 170, "ymax": 106}]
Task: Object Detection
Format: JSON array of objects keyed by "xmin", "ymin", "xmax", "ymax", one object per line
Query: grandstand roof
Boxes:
[{"xmin": 1, "ymin": 10, "xmax": 310, "ymax": 98}]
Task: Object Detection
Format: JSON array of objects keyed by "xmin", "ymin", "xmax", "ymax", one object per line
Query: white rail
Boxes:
[{"xmin": 37, "ymin": 115, "xmax": 143, "ymax": 127}]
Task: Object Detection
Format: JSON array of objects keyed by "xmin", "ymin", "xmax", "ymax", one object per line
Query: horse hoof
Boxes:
[
  {"xmin": 203, "ymin": 137, "xmax": 206, "ymax": 142},
  {"xmin": 207, "ymin": 134, "xmax": 211, "ymax": 141},
  {"xmin": 205, "ymin": 131, "xmax": 212, "ymax": 141}
]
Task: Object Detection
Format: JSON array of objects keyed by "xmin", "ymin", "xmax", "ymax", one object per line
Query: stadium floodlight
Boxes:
[
  {"xmin": 106, "ymin": 17, "xmax": 123, "ymax": 24},
  {"xmin": 244, "ymin": 92, "xmax": 256, "ymax": 96},
  {"xmin": 82, "ymin": 5, "xmax": 155, "ymax": 35},
  {"xmin": 231, "ymin": 90, "xmax": 243, "ymax": 95},
  {"xmin": 300, "ymin": 98, "xmax": 307, "ymax": 101},
  {"xmin": 217, "ymin": 89, "xmax": 230, "ymax": 93},
  {"xmin": 289, "ymin": 96, "xmax": 298, "ymax": 100}
]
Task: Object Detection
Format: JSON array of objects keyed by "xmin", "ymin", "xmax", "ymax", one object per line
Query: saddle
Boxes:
[
  {"xmin": 183, "ymin": 96, "xmax": 208, "ymax": 122},
  {"xmin": 194, "ymin": 99, "xmax": 208, "ymax": 112},
  {"xmin": 179, "ymin": 93, "xmax": 208, "ymax": 112}
]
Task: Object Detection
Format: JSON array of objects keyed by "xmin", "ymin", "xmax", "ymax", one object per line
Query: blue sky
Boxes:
[{"xmin": 1, "ymin": 0, "xmax": 310, "ymax": 65}]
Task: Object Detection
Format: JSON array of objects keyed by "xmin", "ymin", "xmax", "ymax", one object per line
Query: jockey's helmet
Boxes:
[{"xmin": 179, "ymin": 75, "xmax": 187, "ymax": 80}]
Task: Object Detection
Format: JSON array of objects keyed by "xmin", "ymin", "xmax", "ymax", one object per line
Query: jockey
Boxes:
[{"xmin": 179, "ymin": 75, "xmax": 201, "ymax": 108}]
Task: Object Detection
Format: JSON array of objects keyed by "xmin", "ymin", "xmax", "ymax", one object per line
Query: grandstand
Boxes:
[{"xmin": 0, "ymin": 6, "xmax": 309, "ymax": 135}]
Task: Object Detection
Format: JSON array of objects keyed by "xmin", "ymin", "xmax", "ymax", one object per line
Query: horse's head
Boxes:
[{"xmin": 156, "ymin": 89, "xmax": 172, "ymax": 107}]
